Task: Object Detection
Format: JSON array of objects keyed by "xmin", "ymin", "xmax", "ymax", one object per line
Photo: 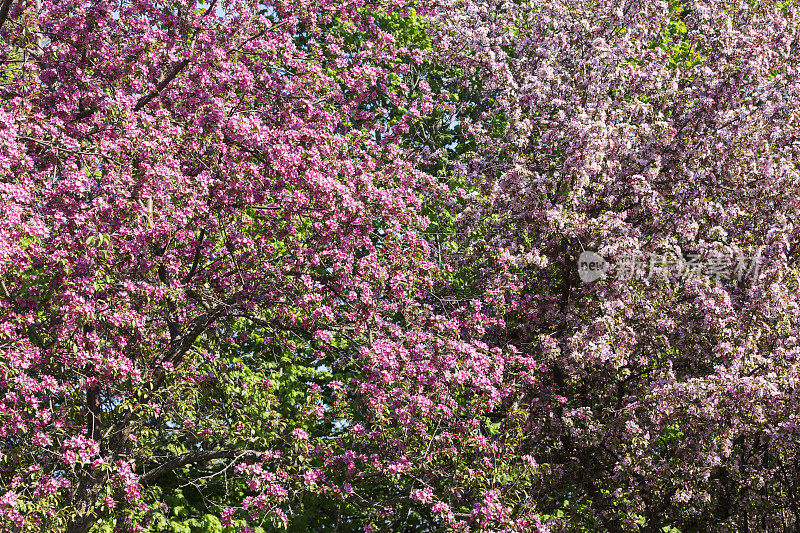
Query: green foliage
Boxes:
[{"xmin": 651, "ymin": 0, "xmax": 705, "ymax": 71}]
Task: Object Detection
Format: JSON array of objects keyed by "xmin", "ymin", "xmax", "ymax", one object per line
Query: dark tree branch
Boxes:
[
  {"xmin": 134, "ymin": 59, "xmax": 190, "ymax": 111},
  {"xmin": 287, "ymin": 270, "xmax": 338, "ymax": 283},
  {"xmin": 86, "ymin": 385, "xmax": 101, "ymax": 442},
  {"xmin": 140, "ymin": 449, "xmax": 262, "ymax": 483},
  {"xmin": 161, "ymin": 300, "xmax": 231, "ymax": 369},
  {"xmin": 182, "ymin": 228, "xmax": 207, "ymax": 284},
  {"xmin": 200, "ymin": 0, "xmax": 217, "ymax": 19},
  {"xmin": 0, "ymin": 0, "xmax": 14, "ymax": 31}
]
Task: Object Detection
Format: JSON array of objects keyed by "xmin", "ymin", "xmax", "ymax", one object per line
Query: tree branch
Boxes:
[
  {"xmin": 200, "ymin": 0, "xmax": 217, "ymax": 19},
  {"xmin": 182, "ymin": 228, "xmax": 207, "ymax": 284},
  {"xmin": 140, "ymin": 449, "xmax": 262, "ymax": 483},
  {"xmin": 156, "ymin": 300, "xmax": 232, "ymax": 376},
  {"xmin": 134, "ymin": 59, "xmax": 190, "ymax": 112},
  {"xmin": 0, "ymin": 0, "xmax": 14, "ymax": 31}
]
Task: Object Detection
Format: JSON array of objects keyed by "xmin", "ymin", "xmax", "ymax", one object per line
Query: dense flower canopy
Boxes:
[
  {"xmin": 1, "ymin": 0, "xmax": 800, "ymax": 532},
  {"xmin": 422, "ymin": 1, "xmax": 800, "ymax": 530}
]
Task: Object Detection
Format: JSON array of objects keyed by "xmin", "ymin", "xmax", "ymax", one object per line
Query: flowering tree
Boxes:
[
  {"xmin": 0, "ymin": 0, "xmax": 446, "ymax": 530},
  {"xmin": 406, "ymin": 0, "xmax": 800, "ymax": 530},
  {"xmin": 3, "ymin": 0, "xmax": 800, "ymax": 531}
]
